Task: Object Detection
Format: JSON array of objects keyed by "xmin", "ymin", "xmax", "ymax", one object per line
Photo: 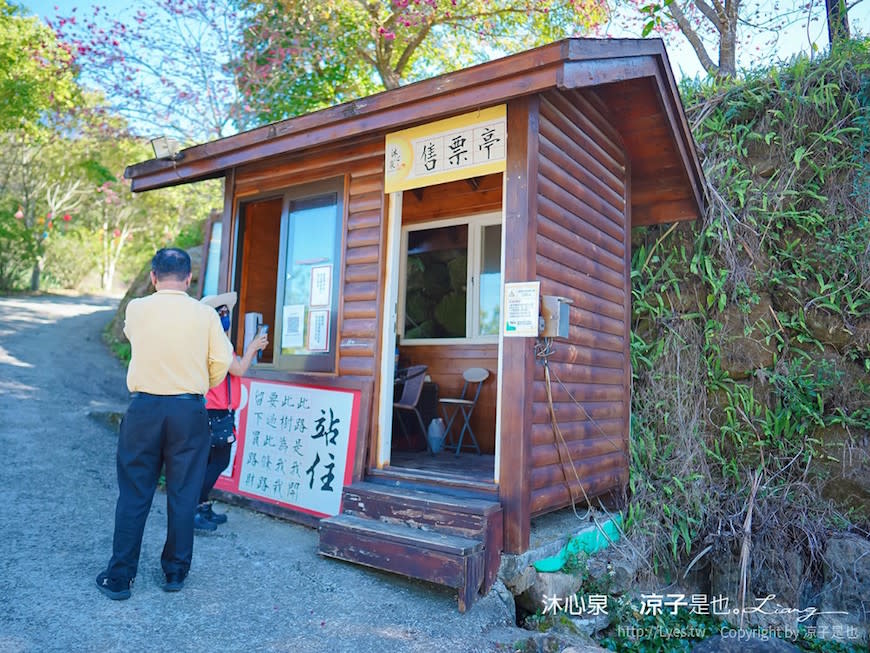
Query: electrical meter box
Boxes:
[{"xmin": 539, "ymin": 295, "xmax": 573, "ymax": 339}]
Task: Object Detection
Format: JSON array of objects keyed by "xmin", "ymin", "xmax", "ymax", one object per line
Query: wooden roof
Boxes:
[{"xmin": 125, "ymin": 38, "xmax": 706, "ymax": 226}]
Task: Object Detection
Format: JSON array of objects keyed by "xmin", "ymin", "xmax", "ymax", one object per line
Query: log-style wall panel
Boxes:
[
  {"xmin": 348, "ymin": 209, "xmax": 381, "ymax": 231},
  {"xmin": 530, "ymin": 451, "xmax": 627, "ymax": 490},
  {"xmin": 344, "ymin": 245, "xmax": 380, "ymax": 266},
  {"xmin": 339, "ymin": 151, "xmax": 386, "ymax": 379},
  {"xmin": 235, "ymin": 139, "xmax": 383, "ymax": 197},
  {"xmin": 542, "ymin": 342, "xmax": 625, "ymax": 369},
  {"xmin": 530, "ymin": 419, "xmax": 624, "ymax": 447},
  {"xmin": 538, "ymin": 176, "xmax": 623, "ymax": 244},
  {"xmin": 531, "ymin": 437, "xmax": 625, "ymax": 468},
  {"xmin": 532, "ymin": 380, "xmax": 625, "ymax": 403},
  {"xmin": 531, "ymin": 401, "xmax": 624, "ymax": 426},
  {"xmin": 539, "ymin": 154, "xmax": 623, "ymax": 226},
  {"xmin": 528, "ymin": 267, "xmax": 625, "ymax": 321},
  {"xmin": 532, "ymin": 89, "xmax": 629, "ymax": 516},
  {"xmin": 537, "ymin": 235, "xmax": 624, "ymax": 289},
  {"xmin": 530, "ymin": 459, "xmax": 627, "ymax": 514},
  {"xmin": 343, "ymin": 282, "xmax": 378, "ymax": 303},
  {"xmin": 538, "ymin": 197, "xmax": 625, "ymax": 264}
]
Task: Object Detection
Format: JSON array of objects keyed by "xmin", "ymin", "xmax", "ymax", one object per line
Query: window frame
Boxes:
[
  {"xmin": 398, "ymin": 210, "xmax": 502, "ymax": 346},
  {"xmin": 271, "ymin": 177, "xmax": 345, "ymax": 373}
]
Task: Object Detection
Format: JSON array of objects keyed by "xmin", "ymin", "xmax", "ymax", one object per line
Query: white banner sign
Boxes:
[{"xmin": 237, "ymin": 380, "xmax": 356, "ymax": 517}]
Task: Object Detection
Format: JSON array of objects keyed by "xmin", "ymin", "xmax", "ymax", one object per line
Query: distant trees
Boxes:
[
  {"xmin": 234, "ymin": 0, "xmax": 608, "ymax": 123},
  {"xmin": 0, "ymin": 1, "xmax": 79, "ymax": 131},
  {"xmin": 629, "ymin": 0, "xmax": 864, "ymax": 77},
  {"xmin": 0, "ymin": 2, "xmax": 84, "ymax": 289},
  {"xmin": 50, "ymin": 0, "xmax": 246, "ymax": 142},
  {"xmin": 0, "ymin": 3, "xmax": 221, "ymax": 293}
]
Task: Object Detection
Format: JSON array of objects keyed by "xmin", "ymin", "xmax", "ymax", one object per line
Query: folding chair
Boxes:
[
  {"xmin": 439, "ymin": 367, "xmax": 489, "ymax": 455},
  {"xmin": 393, "ymin": 365, "xmax": 429, "ymax": 451}
]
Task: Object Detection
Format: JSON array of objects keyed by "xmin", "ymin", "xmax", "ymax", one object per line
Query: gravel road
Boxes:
[{"xmin": 0, "ymin": 294, "xmax": 525, "ymax": 653}]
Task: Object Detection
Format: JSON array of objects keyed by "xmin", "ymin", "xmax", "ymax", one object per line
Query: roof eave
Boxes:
[
  {"xmin": 125, "ymin": 37, "xmax": 706, "ymax": 223},
  {"xmin": 126, "ymin": 40, "xmax": 572, "ymax": 192}
]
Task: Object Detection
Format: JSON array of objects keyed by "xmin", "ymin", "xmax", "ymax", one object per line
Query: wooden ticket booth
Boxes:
[{"xmin": 126, "ymin": 38, "xmax": 705, "ymax": 611}]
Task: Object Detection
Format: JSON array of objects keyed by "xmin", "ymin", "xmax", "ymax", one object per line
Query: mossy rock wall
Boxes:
[{"xmin": 627, "ymin": 41, "xmax": 869, "ymax": 599}]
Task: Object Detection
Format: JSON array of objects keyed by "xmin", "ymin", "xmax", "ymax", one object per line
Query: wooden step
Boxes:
[
  {"xmin": 319, "ymin": 513, "xmax": 485, "ymax": 612},
  {"xmin": 342, "ymin": 481, "xmax": 499, "ymax": 538},
  {"xmin": 341, "ymin": 480, "xmax": 504, "ymax": 597}
]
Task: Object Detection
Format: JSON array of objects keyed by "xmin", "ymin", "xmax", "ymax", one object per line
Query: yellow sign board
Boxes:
[{"xmin": 384, "ymin": 105, "xmax": 507, "ymax": 194}]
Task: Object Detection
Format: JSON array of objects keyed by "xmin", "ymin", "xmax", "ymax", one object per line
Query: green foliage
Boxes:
[
  {"xmin": 109, "ymin": 340, "xmax": 131, "ymax": 367},
  {"xmin": 0, "ymin": 1, "xmax": 80, "ymax": 131},
  {"xmin": 173, "ymin": 220, "xmax": 206, "ymax": 251},
  {"xmin": 235, "ymin": 0, "xmax": 604, "ymax": 122},
  {"xmin": 598, "ymin": 602, "xmax": 721, "ymax": 652},
  {"xmin": 0, "ymin": 206, "xmax": 36, "ymax": 290},
  {"xmin": 41, "ymin": 229, "xmax": 101, "ymax": 290},
  {"xmin": 628, "ymin": 40, "xmax": 870, "ymax": 579}
]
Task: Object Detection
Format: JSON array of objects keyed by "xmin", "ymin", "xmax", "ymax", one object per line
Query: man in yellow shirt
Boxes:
[{"xmin": 96, "ymin": 248, "xmax": 234, "ymax": 600}]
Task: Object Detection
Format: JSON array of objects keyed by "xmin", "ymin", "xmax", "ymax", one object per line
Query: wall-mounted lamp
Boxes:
[{"xmin": 150, "ymin": 136, "xmax": 184, "ymax": 161}]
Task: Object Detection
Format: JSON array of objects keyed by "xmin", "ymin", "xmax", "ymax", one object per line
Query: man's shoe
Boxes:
[
  {"xmin": 199, "ymin": 502, "xmax": 227, "ymax": 525},
  {"xmin": 163, "ymin": 573, "xmax": 186, "ymax": 592},
  {"xmin": 96, "ymin": 571, "xmax": 132, "ymax": 600},
  {"xmin": 194, "ymin": 510, "xmax": 217, "ymax": 531}
]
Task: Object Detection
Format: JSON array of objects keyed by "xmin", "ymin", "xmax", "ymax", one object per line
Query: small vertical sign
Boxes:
[{"xmin": 503, "ymin": 281, "xmax": 540, "ymax": 337}]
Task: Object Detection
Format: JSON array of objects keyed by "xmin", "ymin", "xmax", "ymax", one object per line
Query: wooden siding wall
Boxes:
[
  {"xmin": 233, "ymin": 137, "xmax": 386, "ymax": 383},
  {"xmin": 399, "ymin": 173, "xmax": 502, "ymax": 454},
  {"xmin": 531, "ymin": 89, "xmax": 630, "ymax": 516}
]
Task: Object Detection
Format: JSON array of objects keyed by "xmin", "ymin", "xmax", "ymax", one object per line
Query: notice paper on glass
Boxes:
[
  {"xmin": 281, "ymin": 304, "xmax": 305, "ymax": 349},
  {"xmin": 503, "ymin": 281, "xmax": 540, "ymax": 337},
  {"xmin": 307, "ymin": 309, "xmax": 329, "ymax": 352},
  {"xmin": 309, "ymin": 265, "xmax": 332, "ymax": 307}
]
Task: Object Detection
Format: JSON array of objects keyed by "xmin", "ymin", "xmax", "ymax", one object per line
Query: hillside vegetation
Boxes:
[{"xmin": 627, "ymin": 38, "xmax": 869, "ymax": 598}]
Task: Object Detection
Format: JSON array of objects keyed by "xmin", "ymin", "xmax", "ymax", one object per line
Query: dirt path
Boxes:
[{"xmin": 0, "ymin": 294, "xmax": 521, "ymax": 653}]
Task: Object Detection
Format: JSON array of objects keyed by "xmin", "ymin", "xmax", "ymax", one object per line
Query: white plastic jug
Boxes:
[{"xmin": 427, "ymin": 418, "xmax": 446, "ymax": 454}]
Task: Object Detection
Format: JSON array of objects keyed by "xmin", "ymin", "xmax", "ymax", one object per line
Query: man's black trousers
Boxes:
[{"xmin": 105, "ymin": 393, "xmax": 209, "ymax": 582}]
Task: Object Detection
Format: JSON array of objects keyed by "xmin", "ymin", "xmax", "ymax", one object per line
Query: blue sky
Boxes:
[{"xmin": 20, "ymin": 0, "xmax": 870, "ymax": 83}]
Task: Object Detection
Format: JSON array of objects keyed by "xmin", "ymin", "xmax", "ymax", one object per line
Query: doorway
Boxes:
[{"xmin": 376, "ymin": 174, "xmax": 505, "ymax": 484}]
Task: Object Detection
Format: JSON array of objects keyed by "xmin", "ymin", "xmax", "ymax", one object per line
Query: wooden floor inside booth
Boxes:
[{"xmin": 389, "ymin": 450, "xmax": 496, "ymax": 482}]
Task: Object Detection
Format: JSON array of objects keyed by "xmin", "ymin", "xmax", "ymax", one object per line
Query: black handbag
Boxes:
[{"xmin": 208, "ymin": 376, "xmax": 236, "ymax": 447}]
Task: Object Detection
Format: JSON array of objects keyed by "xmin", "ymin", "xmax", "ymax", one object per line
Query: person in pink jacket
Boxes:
[{"xmin": 196, "ymin": 291, "xmax": 268, "ymax": 530}]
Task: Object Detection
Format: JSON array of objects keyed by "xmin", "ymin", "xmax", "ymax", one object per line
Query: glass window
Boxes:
[
  {"xmin": 404, "ymin": 224, "xmax": 468, "ymax": 339},
  {"xmin": 201, "ymin": 221, "xmax": 222, "ymax": 298},
  {"xmin": 478, "ymin": 224, "xmax": 501, "ymax": 336},
  {"xmin": 274, "ymin": 182, "xmax": 343, "ymax": 373},
  {"xmin": 401, "ymin": 213, "xmax": 501, "ymax": 343}
]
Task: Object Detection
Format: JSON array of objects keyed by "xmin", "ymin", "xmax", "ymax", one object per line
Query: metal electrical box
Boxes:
[{"xmin": 539, "ymin": 295, "xmax": 573, "ymax": 339}]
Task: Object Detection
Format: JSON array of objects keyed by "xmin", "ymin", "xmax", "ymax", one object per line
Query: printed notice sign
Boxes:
[
  {"xmin": 281, "ymin": 304, "xmax": 305, "ymax": 349},
  {"xmin": 503, "ymin": 281, "xmax": 540, "ymax": 337},
  {"xmin": 233, "ymin": 380, "xmax": 359, "ymax": 517}
]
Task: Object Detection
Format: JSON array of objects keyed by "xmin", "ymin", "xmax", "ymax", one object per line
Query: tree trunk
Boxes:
[
  {"xmin": 718, "ymin": 0, "xmax": 739, "ymax": 78},
  {"xmin": 104, "ymin": 259, "xmax": 117, "ymax": 292},
  {"xmin": 718, "ymin": 25, "xmax": 737, "ymax": 77},
  {"xmin": 29, "ymin": 257, "xmax": 43, "ymax": 292},
  {"xmin": 825, "ymin": 0, "xmax": 850, "ymax": 45}
]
